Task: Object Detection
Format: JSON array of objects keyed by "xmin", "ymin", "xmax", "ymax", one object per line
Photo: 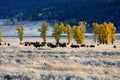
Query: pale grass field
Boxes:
[{"xmin": 0, "ymin": 37, "xmax": 120, "ymax": 79}]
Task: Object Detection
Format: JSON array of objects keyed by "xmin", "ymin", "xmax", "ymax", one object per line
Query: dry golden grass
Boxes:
[{"xmin": 0, "ymin": 37, "xmax": 119, "ymax": 79}]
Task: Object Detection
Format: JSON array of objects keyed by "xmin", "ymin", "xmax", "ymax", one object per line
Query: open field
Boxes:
[{"xmin": 0, "ymin": 37, "xmax": 120, "ymax": 80}]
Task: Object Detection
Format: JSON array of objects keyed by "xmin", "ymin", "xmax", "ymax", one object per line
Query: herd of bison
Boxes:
[
  {"xmin": 24, "ymin": 42, "xmax": 96, "ymax": 48},
  {"xmin": 0, "ymin": 41, "xmax": 117, "ymax": 48}
]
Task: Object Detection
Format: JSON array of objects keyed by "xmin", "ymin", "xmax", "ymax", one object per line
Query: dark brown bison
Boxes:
[
  {"xmin": 90, "ymin": 45, "xmax": 95, "ymax": 48},
  {"xmin": 71, "ymin": 44, "xmax": 79, "ymax": 48}
]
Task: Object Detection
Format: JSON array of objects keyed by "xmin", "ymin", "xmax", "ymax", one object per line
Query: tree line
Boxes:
[{"xmin": 0, "ymin": 21, "xmax": 117, "ymax": 45}]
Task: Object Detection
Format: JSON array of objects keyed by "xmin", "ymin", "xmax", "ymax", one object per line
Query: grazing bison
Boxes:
[
  {"xmin": 24, "ymin": 42, "xmax": 42, "ymax": 47},
  {"xmin": 71, "ymin": 44, "xmax": 79, "ymax": 48},
  {"xmin": 19, "ymin": 42, "xmax": 24, "ymax": 45},
  {"xmin": 35, "ymin": 42, "xmax": 40, "ymax": 44},
  {"xmin": 29, "ymin": 43, "xmax": 31, "ymax": 46},
  {"xmin": 24, "ymin": 42, "xmax": 30, "ymax": 46},
  {"xmin": 4, "ymin": 43, "xmax": 7, "ymax": 45},
  {"xmin": 67, "ymin": 43, "xmax": 69, "ymax": 45},
  {"xmin": 113, "ymin": 46, "xmax": 116, "ymax": 48},
  {"xmin": 47, "ymin": 43, "xmax": 52, "ymax": 47},
  {"xmin": 97, "ymin": 43, "xmax": 100, "ymax": 46},
  {"xmin": 34, "ymin": 43, "xmax": 45, "ymax": 48},
  {"xmin": 90, "ymin": 45, "xmax": 95, "ymax": 48},
  {"xmin": 30, "ymin": 42, "xmax": 36, "ymax": 46},
  {"xmin": 58, "ymin": 43, "xmax": 67, "ymax": 48},
  {"xmin": 8, "ymin": 43, "xmax": 10, "ymax": 46},
  {"xmin": 34, "ymin": 44, "xmax": 39, "ymax": 48},
  {"xmin": 50, "ymin": 44, "xmax": 57, "ymax": 48},
  {"xmin": 86, "ymin": 45, "xmax": 89, "ymax": 47},
  {"xmin": 47, "ymin": 43, "xmax": 57, "ymax": 48},
  {"xmin": 24, "ymin": 42, "xmax": 39, "ymax": 47},
  {"xmin": 81, "ymin": 44, "xmax": 86, "ymax": 47},
  {"xmin": 41, "ymin": 42, "xmax": 46, "ymax": 45}
]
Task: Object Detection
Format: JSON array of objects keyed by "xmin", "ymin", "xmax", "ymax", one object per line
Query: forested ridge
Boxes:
[{"xmin": 0, "ymin": 0, "xmax": 120, "ymax": 32}]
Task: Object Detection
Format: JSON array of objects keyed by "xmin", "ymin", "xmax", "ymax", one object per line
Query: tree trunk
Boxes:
[
  {"xmin": 111, "ymin": 40, "xmax": 114, "ymax": 45},
  {"xmin": 43, "ymin": 38, "xmax": 46, "ymax": 42},
  {"xmin": 68, "ymin": 40, "xmax": 70, "ymax": 43},
  {"xmin": 56, "ymin": 40, "xmax": 60, "ymax": 44}
]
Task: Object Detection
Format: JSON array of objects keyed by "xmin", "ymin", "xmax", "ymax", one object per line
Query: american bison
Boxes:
[
  {"xmin": 81, "ymin": 44, "xmax": 86, "ymax": 47},
  {"xmin": 24, "ymin": 42, "xmax": 29, "ymax": 46},
  {"xmin": 97, "ymin": 43, "xmax": 100, "ymax": 46},
  {"xmin": 47, "ymin": 43, "xmax": 57, "ymax": 48},
  {"xmin": 34, "ymin": 44, "xmax": 45, "ymax": 48},
  {"xmin": 113, "ymin": 46, "xmax": 116, "ymax": 48},
  {"xmin": 58, "ymin": 43, "xmax": 67, "ymax": 48},
  {"xmin": 90, "ymin": 45, "xmax": 95, "ymax": 48},
  {"xmin": 8, "ymin": 43, "xmax": 10, "ymax": 46},
  {"xmin": 4, "ymin": 43, "xmax": 7, "ymax": 45},
  {"xmin": 71, "ymin": 44, "xmax": 79, "ymax": 48},
  {"xmin": 86, "ymin": 45, "xmax": 89, "ymax": 47},
  {"xmin": 41, "ymin": 42, "xmax": 46, "ymax": 45}
]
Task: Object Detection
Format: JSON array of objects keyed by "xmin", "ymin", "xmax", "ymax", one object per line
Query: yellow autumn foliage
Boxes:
[
  {"xmin": 0, "ymin": 29, "xmax": 2, "ymax": 43},
  {"xmin": 16, "ymin": 25, "xmax": 24, "ymax": 41},
  {"xmin": 92, "ymin": 22, "xmax": 116, "ymax": 44},
  {"xmin": 72, "ymin": 21, "xmax": 87, "ymax": 44},
  {"xmin": 53, "ymin": 23, "xmax": 66, "ymax": 43},
  {"xmin": 38, "ymin": 22, "xmax": 49, "ymax": 42},
  {"xmin": 65, "ymin": 24, "xmax": 73, "ymax": 43}
]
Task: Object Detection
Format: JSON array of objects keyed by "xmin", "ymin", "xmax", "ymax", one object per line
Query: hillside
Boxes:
[{"xmin": 0, "ymin": 0, "xmax": 120, "ymax": 32}]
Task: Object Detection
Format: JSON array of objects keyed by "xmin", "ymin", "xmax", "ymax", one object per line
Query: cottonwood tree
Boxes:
[
  {"xmin": 38, "ymin": 22, "xmax": 49, "ymax": 42},
  {"xmin": 0, "ymin": 29, "xmax": 2, "ymax": 43},
  {"xmin": 92, "ymin": 22, "xmax": 116, "ymax": 44},
  {"xmin": 53, "ymin": 23, "xmax": 66, "ymax": 43},
  {"xmin": 65, "ymin": 24, "xmax": 73, "ymax": 43},
  {"xmin": 73, "ymin": 26, "xmax": 83, "ymax": 43},
  {"xmin": 92, "ymin": 23, "xmax": 99, "ymax": 43},
  {"xmin": 79, "ymin": 21, "xmax": 87, "ymax": 33},
  {"xmin": 78, "ymin": 21, "xmax": 87, "ymax": 42},
  {"xmin": 109, "ymin": 22, "xmax": 116, "ymax": 44},
  {"xmin": 16, "ymin": 25, "xmax": 24, "ymax": 42},
  {"xmin": 73, "ymin": 21, "xmax": 87, "ymax": 44}
]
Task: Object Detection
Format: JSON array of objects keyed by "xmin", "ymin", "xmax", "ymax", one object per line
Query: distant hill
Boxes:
[{"xmin": 0, "ymin": 0, "xmax": 120, "ymax": 32}]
